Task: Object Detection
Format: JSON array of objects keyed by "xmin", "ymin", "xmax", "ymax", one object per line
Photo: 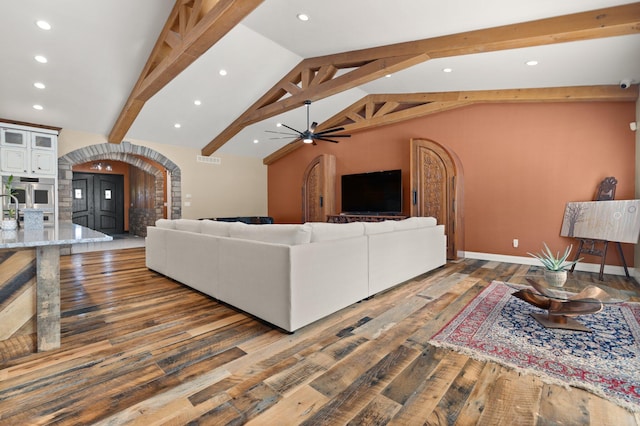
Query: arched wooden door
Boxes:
[
  {"xmin": 410, "ymin": 138, "xmax": 464, "ymax": 259},
  {"xmin": 302, "ymin": 154, "xmax": 336, "ymax": 222}
]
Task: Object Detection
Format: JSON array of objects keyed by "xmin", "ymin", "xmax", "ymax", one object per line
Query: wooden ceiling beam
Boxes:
[
  {"xmin": 328, "ymin": 85, "xmax": 640, "ymax": 132},
  {"xmin": 243, "ymin": 54, "xmax": 429, "ymax": 124},
  {"xmin": 310, "ymin": 3, "xmax": 640, "ymax": 65},
  {"xmin": 263, "ymin": 84, "xmax": 638, "ymax": 165},
  {"xmin": 204, "ymin": 2, "xmax": 640, "ymax": 156},
  {"xmin": 201, "ymin": 53, "xmax": 427, "ymax": 155},
  {"xmin": 108, "ymin": 0, "xmax": 263, "ymax": 144}
]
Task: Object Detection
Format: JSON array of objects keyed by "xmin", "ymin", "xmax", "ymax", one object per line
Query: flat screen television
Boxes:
[{"xmin": 341, "ymin": 169, "xmax": 402, "ymax": 215}]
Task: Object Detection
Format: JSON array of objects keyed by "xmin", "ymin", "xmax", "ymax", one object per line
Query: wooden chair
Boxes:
[{"xmin": 593, "ymin": 176, "xmax": 617, "ymax": 201}]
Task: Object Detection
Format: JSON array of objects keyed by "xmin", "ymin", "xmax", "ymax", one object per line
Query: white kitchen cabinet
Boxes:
[
  {"xmin": 1, "ymin": 147, "xmax": 28, "ymax": 174},
  {"xmin": 0, "ymin": 124, "xmax": 57, "ymax": 176},
  {"xmin": 1, "ymin": 128, "xmax": 28, "ymax": 148},
  {"xmin": 31, "ymin": 132, "xmax": 56, "ymax": 150},
  {"xmin": 30, "ymin": 149, "xmax": 56, "ymax": 175}
]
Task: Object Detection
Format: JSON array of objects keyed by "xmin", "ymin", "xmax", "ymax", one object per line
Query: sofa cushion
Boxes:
[
  {"xmin": 415, "ymin": 216, "xmax": 438, "ymax": 227},
  {"xmin": 201, "ymin": 220, "xmax": 231, "ymax": 237},
  {"xmin": 363, "ymin": 220, "xmax": 395, "ymax": 235},
  {"xmin": 228, "ymin": 222, "xmax": 312, "ymax": 245},
  {"xmin": 174, "ymin": 219, "xmax": 202, "ymax": 233},
  {"xmin": 393, "ymin": 216, "xmax": 437, "ymax": 230},
  {"xmin": 308, "ymin": 222, "xmax": 365, "ymax": 242},
  {"xmin": 155, "ymin": 219, "xmax": 175, "ymax": 229}
]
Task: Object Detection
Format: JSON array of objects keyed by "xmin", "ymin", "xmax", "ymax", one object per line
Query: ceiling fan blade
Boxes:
[
  {"xmin": 280, "ymin": 123, "xmax": 303, "ymax": 134},
  {"xmin": 314, "ymin": 134, "xmax": 350, "ymax": 138},
  {"xmin": 269, "ymin": 102, "xmax": 348, "ymax": 146},
  {"xmin": 265, "ymin": 130, "xmax": 300, "ymax": 136},
  {"xmin": 269, "ymin": 136, "xmax": 300, "ymax": 140},
  {"xmin": 314, "ymin": 127, "xmax": 346, "ymax": 136},
  {"xmin": 315, "ymin": 137, "xmax": 340, "ymax": 143}
]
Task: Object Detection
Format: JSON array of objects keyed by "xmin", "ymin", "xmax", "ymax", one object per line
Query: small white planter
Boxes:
[
  {"xmin": 544, "ymin": 269, "xmax": 568, "ymax": 288},
  {"xmin": 2, "ymin": 219, "xmax": 17, "ymax": 231}
]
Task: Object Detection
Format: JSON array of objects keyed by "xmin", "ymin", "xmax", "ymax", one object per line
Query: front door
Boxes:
[{"xmin": 72, "ymin": 172, "xmax": 124, "ymax": 235}]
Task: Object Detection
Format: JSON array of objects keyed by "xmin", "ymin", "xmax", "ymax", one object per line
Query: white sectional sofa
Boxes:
[{"xmin": 146, "ymin": 217, "xmax": 446, "ymax": 332}]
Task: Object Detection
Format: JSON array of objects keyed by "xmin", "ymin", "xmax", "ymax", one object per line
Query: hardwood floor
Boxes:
[{"xmin": 1, "ymin": 247, "xmax": 639, "ymax": 425}]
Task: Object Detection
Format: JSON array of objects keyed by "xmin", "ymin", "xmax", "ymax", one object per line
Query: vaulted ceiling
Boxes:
[{"xmin": 2, "ymin": 1, "xmax": 639, "ymax": 162}]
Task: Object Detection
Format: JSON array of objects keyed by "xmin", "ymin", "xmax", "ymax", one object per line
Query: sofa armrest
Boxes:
[{"xmin": 145, "ymin": 226, "xmax": 168, "ymax": 275}]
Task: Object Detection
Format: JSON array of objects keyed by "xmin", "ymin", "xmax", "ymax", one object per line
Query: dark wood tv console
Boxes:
[{"xmin": 327, "ymin": 214, "xmax": 408, "ymax": 223}]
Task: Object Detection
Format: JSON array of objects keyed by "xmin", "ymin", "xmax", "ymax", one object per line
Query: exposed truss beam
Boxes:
[
  {"xmin": 263, "ymin": 85, "xmax": 639, "ymax": 165},
  {"xmin": 203, "ymin": 3, "xmax": 640, "ymax": 156},
  {"xmin": 203, "ymin": 53, "xmax": 428, "ymax": 155},
  {"xmin": 108, "ymin": 0, "xmax": 263, "ymax": 144}
]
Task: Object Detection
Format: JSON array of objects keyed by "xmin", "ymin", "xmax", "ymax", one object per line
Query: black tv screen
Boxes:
[{"xmin": 341, "ymin": 169, "xmax": 402, "ymax": 214}]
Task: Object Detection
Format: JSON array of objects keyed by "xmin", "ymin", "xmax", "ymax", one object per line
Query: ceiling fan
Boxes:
[{"xmin": 266, "ymin": 100, "xmax": 351, "ymax": 145}]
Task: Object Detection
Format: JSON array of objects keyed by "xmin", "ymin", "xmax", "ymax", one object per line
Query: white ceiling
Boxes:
[{"xmin": 1, "ymin": 0, "xmax": 639, "ymax": 159}]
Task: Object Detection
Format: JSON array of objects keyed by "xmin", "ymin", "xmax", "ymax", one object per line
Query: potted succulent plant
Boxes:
[{"xmin": 528, "ymin": 242, "xmax": 582, "ymax": 287}]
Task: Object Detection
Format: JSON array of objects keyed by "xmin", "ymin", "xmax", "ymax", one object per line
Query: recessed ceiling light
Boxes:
[
  {"xmin": 442, "ymin": 67, "xmax": 453, "ymax": 73},
  {"xmin": 276, "ymin": 123, "xmax": 282, "ymax": 127},
  {"xmin": 219, "ymin": 69, "xmax": 227, "ymax": 76},
  {"xmin": 174, "ymin": 123, "xmax": 181, "ymax": 128},
  {"xmin": 34, "ymin": 82, "xmax": 46, "ymax": 89},
  {"xmin": 34, "ymin": 55, "xmax": 47, "ymax": 64},
  {"xmin": 194, "ymin": 100, "xmax": 202, "ymax": 106},
  {"xmin": 36, "ymin": 20, "xmax": 51, "ymax": 30},
  {"xmin": 33, "ymin": 104, "xmax": 43, "ymax": 110},
  {"xmin": 526, "ymin": 60, "xmax": 539, "ymax": 66},
  {"xmin": 253, "ymin": 139, "xmax": 259, "ymax": 144},
  {"xmin": 385, "ymin": 74, "xmax": 392, "ymax": 78},
  {"xmin": 297, "ymin": 13, "xmax": 310, "ymax": 21}
]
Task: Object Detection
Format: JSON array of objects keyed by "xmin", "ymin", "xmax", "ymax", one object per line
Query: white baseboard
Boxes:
[{"xmin": 460, "ymin": 251, "xmax": 636, "ymax": 278}]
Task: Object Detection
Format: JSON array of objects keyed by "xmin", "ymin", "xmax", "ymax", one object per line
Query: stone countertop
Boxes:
[{"xmin": 0, "ymin": 223, "xmax": 112, "ymax": 249}]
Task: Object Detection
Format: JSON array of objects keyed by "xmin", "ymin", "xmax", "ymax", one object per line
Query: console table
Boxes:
[{"xmin": 327, "ymin": 214, "xmax": 408, "ymax": 223}]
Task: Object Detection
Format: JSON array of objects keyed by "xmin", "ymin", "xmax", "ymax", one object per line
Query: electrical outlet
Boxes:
[{"xmin": 513, "ymin": 239, "xmax": 519, "ymax": 248}]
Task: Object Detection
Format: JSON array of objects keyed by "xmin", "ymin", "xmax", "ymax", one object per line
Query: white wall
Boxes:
[{"xmin": 58, "ymin": 129, "xmax": 268, "ymax": 220}]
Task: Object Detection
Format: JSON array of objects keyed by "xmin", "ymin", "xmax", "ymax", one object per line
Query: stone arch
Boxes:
[{"xmin": 58, "ymin": 141, "xmax": 181, "ymax": 233}]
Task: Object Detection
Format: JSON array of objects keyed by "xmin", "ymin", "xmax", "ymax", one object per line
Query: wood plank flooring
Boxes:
[{"xmin": 1, "ymin": 248, "xmax": 639, "ymax": 425}]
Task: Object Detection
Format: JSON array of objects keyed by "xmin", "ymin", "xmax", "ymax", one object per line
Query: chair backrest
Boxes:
[{"xmin": 594, "ymin": 176, "xmax": 617, "ymax": 201}]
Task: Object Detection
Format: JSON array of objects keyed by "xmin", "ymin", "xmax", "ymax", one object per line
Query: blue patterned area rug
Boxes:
[{"xmin": 429, "ymin": 281, "xmax": 640, "ymax": 413}]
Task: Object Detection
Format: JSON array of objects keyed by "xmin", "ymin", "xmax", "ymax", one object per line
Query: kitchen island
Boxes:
[{"xmin": 0, "ymin": 223, "xmax": 111, "ymax": 352}]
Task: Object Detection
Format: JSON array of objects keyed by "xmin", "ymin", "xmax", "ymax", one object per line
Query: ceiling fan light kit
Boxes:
[{"xmin": 266, "ymin": 100, "xmax": 351, "ymax": 146}]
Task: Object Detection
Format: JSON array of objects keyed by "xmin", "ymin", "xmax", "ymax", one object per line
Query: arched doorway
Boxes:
[
  {"xmin": 302, "ymin": 154, "xmax": 336, "ymax": 222},
  {"xmin": 58, "ymin": 142, "xmax": 182, "ymax": 236},
  {"xmin": 410, "ymin": 138, "xmax": 464, "ymax": 259}
]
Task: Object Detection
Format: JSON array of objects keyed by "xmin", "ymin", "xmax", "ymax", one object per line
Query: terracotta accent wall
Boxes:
[{"xmin": 268, "ymin": 101, "xmax": 636, "ymax": 267}]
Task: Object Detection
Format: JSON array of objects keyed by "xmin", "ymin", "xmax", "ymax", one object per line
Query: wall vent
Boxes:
[{"xmin": 197, "ymin": 155, "xmax": 221, "ymax": 165}]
